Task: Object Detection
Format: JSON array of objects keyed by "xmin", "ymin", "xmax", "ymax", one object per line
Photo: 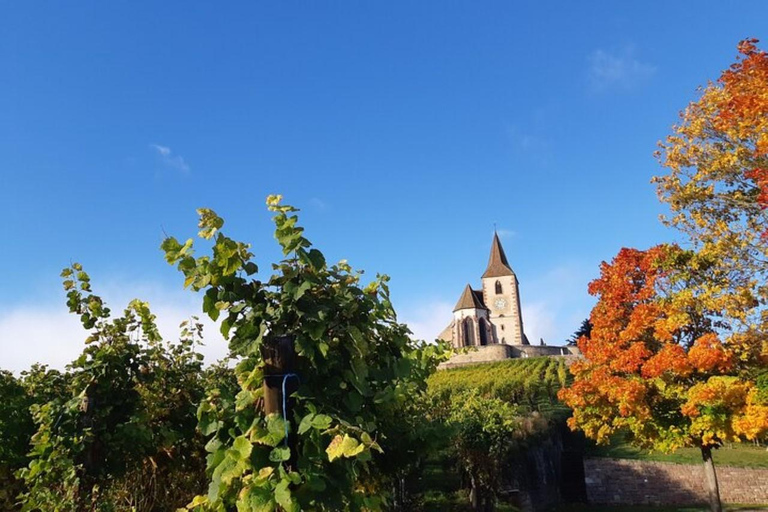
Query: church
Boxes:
[{"xmin": 438, "ymin": 233, "xmax": 578, "ymax": 368}]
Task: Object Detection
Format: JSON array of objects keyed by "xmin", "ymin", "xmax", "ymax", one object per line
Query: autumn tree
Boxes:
[
  {"xmin": 561, "ymin": 38, "xmax": 768, "ymax": 511},
  {"xmin": 654, "ymin": 38, "xmax": 768, "ymax": 336},
  {"xmin": 559, "ymin": 245, "xmax": 768, "ymax": 512}
]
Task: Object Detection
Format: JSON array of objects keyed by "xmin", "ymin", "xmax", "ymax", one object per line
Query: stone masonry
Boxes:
[{"xmin": 584, "ymin": 457, "xmax": 768, "ymax": 505}]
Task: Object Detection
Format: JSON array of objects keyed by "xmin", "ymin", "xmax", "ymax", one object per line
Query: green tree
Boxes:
[{"xmin": 567, "ymin": 319, "xmax": 591, "ymax": 346}]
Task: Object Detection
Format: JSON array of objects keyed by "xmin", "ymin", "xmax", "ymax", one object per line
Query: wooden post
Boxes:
[{"xmin": 261, "ymin": 334, "xmax": 298, "ymax": 466}]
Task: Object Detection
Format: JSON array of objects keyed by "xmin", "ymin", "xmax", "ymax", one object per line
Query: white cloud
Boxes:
[
  {"xmin": 401, "ymin": 300, "xmax": 453, "ymax": 343},
  {"xmin": 505, "ymin": 125, "xmax": 553, "ymax": 167},
  {"xmin": 521, "ymin": 301, "xmax": 558, "ymax": 345},
  {"xmin": 588, "ymin": 46, "xmax": 656, "ymax": 92},
  {"xmin": 150, "ymin": 144, "xmax": 190, "ymax": 173},
  {"xmin": 0, "ymin": 283, "xmax": 227, "ymax": 374},
  {"xmin": 309, "ymin": 198, "xmax": 328, "ymax": 211},
  {"xmin": 0, "ymin": 308, "xmax": 87, "ymax": 373}
]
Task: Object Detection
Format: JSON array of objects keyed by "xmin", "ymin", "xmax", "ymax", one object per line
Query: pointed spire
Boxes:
[
  {"xmin": 482, "ymin": 231, "xmax": 514, "ymax": 278},
  {"xmin": 453, "ymin": 284, "xmax": 486, "ymax": 311}
]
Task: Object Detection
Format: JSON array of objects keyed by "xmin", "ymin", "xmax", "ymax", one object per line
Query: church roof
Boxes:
[
  {"xmin": 453, "ymin": 284, "xmax": 487, "ymax": 311},
  {"xmin": 481, "ymin": 232, "xmax": 515, "ymax": 278}
]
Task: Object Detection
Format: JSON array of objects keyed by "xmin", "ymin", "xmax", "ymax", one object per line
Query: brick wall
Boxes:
[{"xmin": 584, "ymin": 457, "xmax": 768, "ymax": 505}]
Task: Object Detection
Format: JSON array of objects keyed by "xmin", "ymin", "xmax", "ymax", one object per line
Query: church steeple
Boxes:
[{"xmin": 481, "ymin": 232, "xmax": 514, "ymax": 278}]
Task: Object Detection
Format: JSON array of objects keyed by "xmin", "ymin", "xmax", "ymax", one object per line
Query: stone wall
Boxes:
[
  {"xmin": 438, "ymin": 344, "xmax": 581, "ymax": 369},
  {"xmin": 439, "ymin": 344, "xmax": 515, "ymax": 369},
  {"xmin": 584, "ymin": 457, "xmax": 768, "ymax": 505},
  {"xmin": 512, "ymin": 346, "xmax": 579, "ymax": 358}
]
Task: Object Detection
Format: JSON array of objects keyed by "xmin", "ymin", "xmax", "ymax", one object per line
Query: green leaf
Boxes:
[
  {"xmin": 238, "ymin": 486, "xmax": 274, "ymax": 512},
  {"xmin": 310, "ymin": 414, "xmax": 332, "ymax": 430},
  {"xmin": 197, "ymin": 208, "xmax": 224, "ymax": 239},
  {"xmin": 275, "ymin": 479, "xmax": 296, "ymax": 512},
  {"xmin": 294, "ymin": 281, "xmax": 312, "ymax": 300},
  {"xmin": 235, "ymin": 389, "xmax": 255, "ymax": 411},
  {"xmin": 308, "ymin": 322, "xmax": 325, "ymax": 341},
  {"xmin": 326, "ymin": 434, "xmax": 365, "ymax": 462},
  {"xmin": 269, "ymin": 446, "xmax": 291, "ymax": 462},
  {"xmin": 267, "ymin": 414, "xmax": 287, "ymax": 438},
  {"xmin": 161, "ymin": 236, "xmax": 183, "ymax": 263},
  {"xmin": 298, "ymin": 413, "xmax": 314, "ymax": 435},
  {"xmin": 232, "ymin": 436, "xmax": 253, "ymax": 459},
  {"xmin": 253, "ymin": 415, "xmax": 286, "ymax": 447},
  {"xmin": 307, "ymin": 249, "xmax": 326, "ymax": 269}
]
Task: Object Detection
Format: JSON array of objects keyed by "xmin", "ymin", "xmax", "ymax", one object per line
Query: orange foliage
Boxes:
[
  {"xmin": 715, "ymin": 39, "xmax": 768, "ymax": 157},
  {"xmin": 733, "ymin": 388, "xmax": 768, "ymax": 440},
  {"xmin": 716, "ymin": 39, "xmax": 768, "ymax": 210},
  {"xmin": 559, "ymin": 245, "xmax": 768, "ymax": 451},
  {"xmin": 642, "ymin": 344, "xmax": 691, "ymax": 379},
  {"xmin": 688, "ymin": 333, "xmax": 734, "ymax": 373}
]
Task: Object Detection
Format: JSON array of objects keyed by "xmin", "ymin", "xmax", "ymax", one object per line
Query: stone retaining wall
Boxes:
[
  {"xmin": 584, "ymin": 457, "xmax": 768, "ymax": 505},
  {"xmin": 438, "ymin": 345, "xmax": 580, "ymax": 369},
  {"xmin": 439, "ymin": 344, "xmax": 515, "ymax": 369}
]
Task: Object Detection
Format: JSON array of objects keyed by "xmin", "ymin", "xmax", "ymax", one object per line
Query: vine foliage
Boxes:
[
  {"xmin": 162, "ymin": 195, "xmax": 448, "ymax": 511},
  {"xmin": 17, "ymin": 265, "xmax": 208, "ymax": 511}
]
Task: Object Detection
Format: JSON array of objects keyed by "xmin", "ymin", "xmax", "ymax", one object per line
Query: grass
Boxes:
[
  {"xmin": 419, "ymin": 489, "xmax": 519, "ymax": 511},
  {"xmin": 587, "ymin": 433, "xmax": 768, "ymax": 468}
]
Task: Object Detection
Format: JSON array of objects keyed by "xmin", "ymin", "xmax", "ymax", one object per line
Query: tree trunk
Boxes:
[
  {"xmin": 469, "ymin": 474, "xmax": 479, "ymax": 511},
  {"xmin": 701, "ymin": 445, "xmax": 722, "ymax": 512}
]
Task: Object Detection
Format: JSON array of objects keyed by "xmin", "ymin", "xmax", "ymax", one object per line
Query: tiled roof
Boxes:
[{"xmin": 453, "ymin": 284, "xmax": 487, "ymax": 311}]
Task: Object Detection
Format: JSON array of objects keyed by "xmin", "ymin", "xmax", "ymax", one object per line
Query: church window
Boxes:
[
  {"xmin": 501, "ymin": 325, "xmax": 505, "ymax": 331},
  {"xmin": 462, "ymin": 318, "xmax": 475, "ymax": 347},
  {"xmin": 495, "ymin": 280, "xmax": 503, "ymax": 294},
  {"xmin": 478, "ymin": 318, "xmax": 489, "ymax": 346}
]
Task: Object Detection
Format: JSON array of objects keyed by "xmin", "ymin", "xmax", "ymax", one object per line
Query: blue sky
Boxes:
[{"xmin": 2, "ymin": 2, "xmax": 767, "ymax": 371}]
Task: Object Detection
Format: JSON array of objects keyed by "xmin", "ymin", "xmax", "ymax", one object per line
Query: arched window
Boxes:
[
  {"xmin": 462, "ymin": 318, "xmax": 475, "ymax": 347},
  {"xmin": 478, "ymin": 318, "xmax": 489, "ymax": 346},
  {"xmin": 495, "ymin": 280, "xmax": 503, "ymax": 294}
]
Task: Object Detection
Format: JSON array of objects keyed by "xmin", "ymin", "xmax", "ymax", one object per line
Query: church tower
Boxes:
[{"xmin": 481, "ymin": 233, "xmax": 528, "ymax": 345}]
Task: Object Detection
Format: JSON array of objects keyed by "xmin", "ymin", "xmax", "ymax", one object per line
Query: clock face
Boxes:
[{"xmin": 494, "ymin": 298, "xmax": 507, "ymax": 310}]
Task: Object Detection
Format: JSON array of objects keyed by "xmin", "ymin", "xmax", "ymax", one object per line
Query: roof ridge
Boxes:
[{"xmin": 453, "ymin": 283, "xmax": 487, "ymax": 311}]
